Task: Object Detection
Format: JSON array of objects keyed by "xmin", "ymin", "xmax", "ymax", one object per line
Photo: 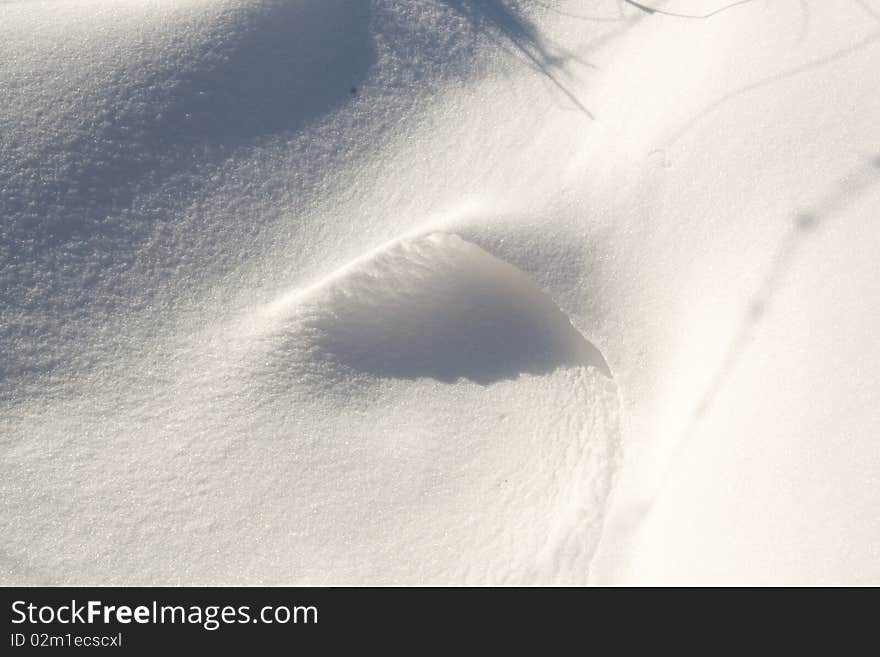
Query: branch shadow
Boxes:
[
  {"xmin": 625, "ymin": 154, "xmax": 880, "ymax": 526},
  {"xmin": 664, "ymin": 28, "xmax": 880, "ymax": 147},
  {"xmin": 436, "ymin": 0, "xmax": 596, "ymax": 118},
  {"xmin": 693, "ymin": 155, "xmax": 880, "ymax": 415},
  {"xmin": 612, "ymin": 154, "xmax": 880, "ymax": 535}
]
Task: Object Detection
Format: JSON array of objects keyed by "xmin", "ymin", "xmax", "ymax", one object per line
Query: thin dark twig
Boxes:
[
  {"xmin": 623, "ymin": 0, "xmax": 755, "ymax": 20},
  {"xmin": 528, "ymin": 0, "xmax": 627, "ymax": 22}
]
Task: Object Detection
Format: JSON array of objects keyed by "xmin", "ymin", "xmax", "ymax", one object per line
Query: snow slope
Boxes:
[{"xmin": 1, "ymin": 0, "xmax": 879, "ymax": 584}]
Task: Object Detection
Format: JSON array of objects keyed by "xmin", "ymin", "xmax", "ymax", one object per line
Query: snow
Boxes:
[{"xmin": 2, "ymin": 0, "xmax": 879, "ymax": 584}]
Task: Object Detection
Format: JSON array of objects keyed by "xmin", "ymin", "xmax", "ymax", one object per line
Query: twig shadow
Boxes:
[{"xmin": 436, "ymin": 0, "xmax": 596, "ymax": 118}]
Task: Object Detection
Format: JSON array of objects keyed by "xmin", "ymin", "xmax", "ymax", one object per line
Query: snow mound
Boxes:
[
  {"xmin": 1, "ymin": 229, "xmax": 621, "ymax": 584},
  {"xmin": 259, "ymin": 233, "xmax": 610, "ymax": 385},
  {"xmin": 225, "ymin": 233, "xmax": 622, "ymax": 584}
]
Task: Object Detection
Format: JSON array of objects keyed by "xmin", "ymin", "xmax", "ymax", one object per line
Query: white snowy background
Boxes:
[{"xmin": 1, "ymin": 0, "xmax": 879, "ymax": 584}]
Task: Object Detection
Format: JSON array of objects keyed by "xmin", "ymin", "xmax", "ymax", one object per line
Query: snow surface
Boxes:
[{"xmin": 2, "ymin": 0, "xmax": 879, "ymax": 584}]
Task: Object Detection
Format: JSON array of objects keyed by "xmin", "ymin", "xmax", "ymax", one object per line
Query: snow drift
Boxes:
[{"xmin": 2, "ymin": 0, "xmax": 879, "ymax": 584}]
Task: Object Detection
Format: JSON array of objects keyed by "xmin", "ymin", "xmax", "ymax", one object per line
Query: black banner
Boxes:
[
  {"xmin": 1, "ymin": 587, "xmax": 601, "ymax": 651},
  {"xmin": 2, "ymin": 586, "xmax": 863, "ymax": 651}
]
